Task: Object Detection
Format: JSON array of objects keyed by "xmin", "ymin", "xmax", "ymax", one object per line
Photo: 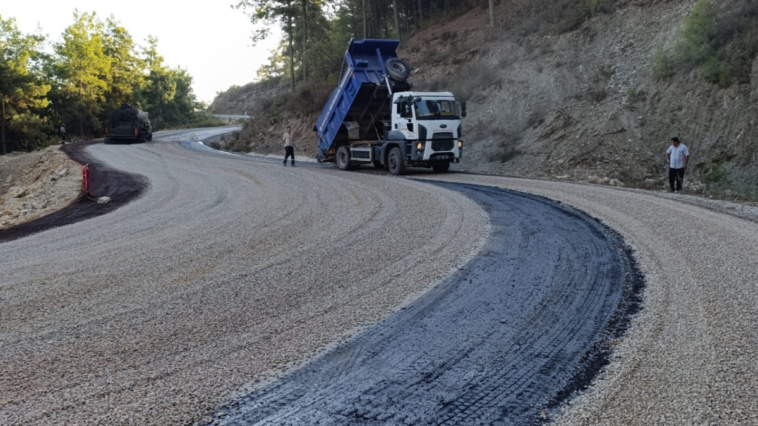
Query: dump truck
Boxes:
[
  {"xmin": 315, "ymin": 39, "xmax": 466, "ymax": 175},
  {"xmin": 105, "ymin": 103, "xmax": 152, "ymax": 142}
]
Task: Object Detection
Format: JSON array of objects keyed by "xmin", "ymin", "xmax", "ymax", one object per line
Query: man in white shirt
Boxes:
[
  {"xmin": 283, "ymin": 126, "xmax": 295, "ymax": 167},
  {"xmin": 666, "ymin": 137, "xmax": 690, "ymax": 192},
  {"xmin": 60, "ymin": 124, "xmax": 66, "ymax": 145}
]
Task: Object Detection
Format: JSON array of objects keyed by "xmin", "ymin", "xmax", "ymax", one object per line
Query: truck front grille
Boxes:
[
  {"xmin": 433, "ymin": 132, "xmax": 454, "ymax": 140},
  {"xmin": 431, "ymin": 140, "xmax": 454, "ymax": 151}
]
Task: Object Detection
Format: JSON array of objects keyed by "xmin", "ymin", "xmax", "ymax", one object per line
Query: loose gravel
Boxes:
[
  {"xmin": 414, "ymin": 174, "xmax": 758, "ymax": 425},
  {"xmin": 0, "ymin": 133, "xmax": 488, "ymax": 426}
]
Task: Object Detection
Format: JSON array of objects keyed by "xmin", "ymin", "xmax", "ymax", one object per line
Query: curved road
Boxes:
[
  {"xmin": 1, "ymin": 129, "xmax": 757, "ymax": 425},
  {"xmin": 415, "ymin": 174, "xmax": 758, "ymax": 425},
  {"xmin": 212, "ymin": 183, "xmax": 638, "ymax": 425},
  {"xmin": 0, "ymin": 129, "xmax": 487, "ymax": 425}
]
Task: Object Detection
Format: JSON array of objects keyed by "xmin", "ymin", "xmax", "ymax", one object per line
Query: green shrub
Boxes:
[
  {"xmin": 676, "ymin": 0, "xmax": 716, "ymax": 66},
  {"xmin": 651, "ymin": 47, "xmax": 674, "ymax": 79},
  {"xmin": 701, "ymin": 57, "xmax": 732, "ymax": 87},
  {"xmin": 706, "ymin": 163, "xmax": 727, "ymax": 183}
]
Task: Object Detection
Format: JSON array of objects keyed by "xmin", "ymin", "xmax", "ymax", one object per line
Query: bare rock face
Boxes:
[
  {"xmin": 8, "ymin": 186, "xmax": 28, "ymax": 198},
  {"xmin": 539, "ymin": 110, "xmax": 572, "ymax": 141}
]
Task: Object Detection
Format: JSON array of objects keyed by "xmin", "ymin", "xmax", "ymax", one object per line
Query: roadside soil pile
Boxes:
[{"xmin": 0, "ymin": 146, "xmax": 81, "ymax": 230}]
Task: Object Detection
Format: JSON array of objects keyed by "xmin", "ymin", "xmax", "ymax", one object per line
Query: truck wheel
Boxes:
[
  {"xmin": 388, "ymin": 147, "xmax": 406, "ymax": 175},
  {"xmin": 336, "ymin": 146, "xmax": 352, "ymax": 171},
  {"xmin": 137, "ymin": 132, "xmax": 145, "ymax": 143},
  {"xmin": 432, "ymin": 162, "xmax": 450, "ymax": 173},
  {"xmin": 385, "ymin": 58, "xmax": 410, "ymax": 81},
  {"xmin": 147, "ymin": 133, "xmax": 153, "ymax": 142}
]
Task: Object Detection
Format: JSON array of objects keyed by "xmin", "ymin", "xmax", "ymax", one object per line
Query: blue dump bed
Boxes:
[{"xmin": 315, "ymin": 39, "xmax": 411, "ymax": 160}]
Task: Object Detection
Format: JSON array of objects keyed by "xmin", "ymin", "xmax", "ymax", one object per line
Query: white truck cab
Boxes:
[{"xmin": 388, "ymin": 91, "xmax": 465, "ymax": 169}]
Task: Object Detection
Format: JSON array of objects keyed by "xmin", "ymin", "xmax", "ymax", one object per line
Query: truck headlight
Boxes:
[
  {"xmin": 416, "ymin": 142, "xmax": 424, "ymax": 150},
  {"xmin": 458, "ymin": 140, "xmax": 463, "ymax": 148}
]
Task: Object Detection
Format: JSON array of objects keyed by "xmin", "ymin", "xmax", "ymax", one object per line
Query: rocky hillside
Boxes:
[
  {"xmin": 215, "ymin": 0, "xmax": 758, "ymax": 200},
  {"xmin": 208, "ymin": 81, "xmax": 286, "ymax": 116}
]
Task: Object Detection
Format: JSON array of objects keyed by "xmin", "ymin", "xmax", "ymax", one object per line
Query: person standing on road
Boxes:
[
  {"xmin": 60, "ymin": 124, "xmax": 66, "ymax": 145},
  {"xmin": 666, "ymin": 137, "xmax": 690, "ymax": 192},
  {"xmin": 283, "ymin": 126, "xmax": 295, "ymax": 167}
]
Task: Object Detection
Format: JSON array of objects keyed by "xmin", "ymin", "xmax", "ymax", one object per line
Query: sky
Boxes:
[{"xmin": 1, "ymin": 0, "xmax": 282, "ymax": 104}]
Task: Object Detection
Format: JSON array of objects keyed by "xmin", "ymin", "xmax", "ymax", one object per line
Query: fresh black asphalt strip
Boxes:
[{"xmin": 209, "ymin": 182, "xmax": 644, "ymax": 426}]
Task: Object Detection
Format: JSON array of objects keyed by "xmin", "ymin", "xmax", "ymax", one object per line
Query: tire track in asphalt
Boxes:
[{"xmin": 210, "ymin": 182, "xmax": 643, "ymax": 426}]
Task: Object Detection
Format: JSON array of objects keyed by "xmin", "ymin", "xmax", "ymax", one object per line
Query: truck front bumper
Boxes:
[{"xmin": 412, "ymin": 142, "xmax": 461, "ymax": 162}]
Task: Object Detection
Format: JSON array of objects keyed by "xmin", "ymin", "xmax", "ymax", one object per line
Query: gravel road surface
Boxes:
[
  {"xmin": 415, "ymin": 174, "xmax": 758, "ymax": 425},
  {"xmin": 4, "ymin": 129, "xmax": 756, "ymax": 426},
  {"xmin": 211, "ymin": 182, "xmax": 639, "ymax": 425},
  {"xmin": 0, "ymin": 131, "xmax": 487, "ymax": 425}
]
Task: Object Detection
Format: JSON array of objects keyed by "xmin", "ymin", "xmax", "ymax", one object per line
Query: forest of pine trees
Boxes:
[
  {"xmin": 0, "ymin": 12, "xmax": 208, "ymax": 155},
  {"xmin": 235, "ymin": 0, "xmax": 487, "ymax": 89}
]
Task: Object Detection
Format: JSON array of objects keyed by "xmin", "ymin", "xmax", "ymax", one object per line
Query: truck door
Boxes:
[{"xmin": 393, "ymin": 99, "xmax": 416, "ymax": 139}]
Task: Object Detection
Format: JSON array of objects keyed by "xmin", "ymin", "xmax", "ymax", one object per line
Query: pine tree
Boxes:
[
  {"xmin": 0, "ymin": 15, "xmax": 50, "ymax": 153},
  {"xmin": 54, "ymin": 11, "xmax": 111, "ymax": 139}
]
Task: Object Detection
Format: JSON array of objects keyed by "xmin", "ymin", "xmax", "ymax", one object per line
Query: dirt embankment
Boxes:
[
  {"xmin": 403, "ymin": 1, "xmax": 758, "ymax": 197},
  {"xmin": 0, "ymin": 146, "xmax": 82, "ymax": 230},
  {"xmin": 221, "ymin": 0, "xmax": 757, "ymax": 200}
]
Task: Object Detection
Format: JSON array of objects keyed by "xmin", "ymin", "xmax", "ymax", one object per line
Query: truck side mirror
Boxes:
[{"xmin": 461, "ymin": 101, "xmax": 467, "ymax": 118}]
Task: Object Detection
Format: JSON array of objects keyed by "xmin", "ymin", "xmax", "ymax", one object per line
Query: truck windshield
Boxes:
[{"xmin": 414, "ymin": 99, "xmax": 459, "ymax": 120}]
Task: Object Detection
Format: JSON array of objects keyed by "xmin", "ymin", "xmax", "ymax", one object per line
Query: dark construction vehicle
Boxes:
[
  {"xmin": 315, "ymin": 39, "xmax": 466, "ymax": 175},
  {"xmin": 105, "ymin": 103, "xmax": 153, "ymax": 142}
]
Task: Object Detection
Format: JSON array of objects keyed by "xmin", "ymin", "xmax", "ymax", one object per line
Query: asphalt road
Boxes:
[
  {"xmin": 412, "ymin": 173, "xmax": 758, "ymax": 425},
  {"xmin": 211, "ymin": 182, "xmax": 640, "ymax": 425}
]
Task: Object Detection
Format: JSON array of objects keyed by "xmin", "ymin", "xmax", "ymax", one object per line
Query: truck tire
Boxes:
[
  {"xmin": 147, "ymin": 133, "xmax": 153, "ymax": 142},
  {"xmin": 336, "ymin": 146, "xmax": 352, "ymax": 171},
  {"xmin": 137, "ymin": 131, "xmax": 145, "ymax": 143},
  {"xmin": 432, "ymin": 162, "xmax": 450, "ymax": 173},
  {"xmin": 388, "ymin": 147, "xmax": 406, "ymax": 175},
  {"xmin": 385, "ymin": 58, "xmax": 410, "ymax": 81}
]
